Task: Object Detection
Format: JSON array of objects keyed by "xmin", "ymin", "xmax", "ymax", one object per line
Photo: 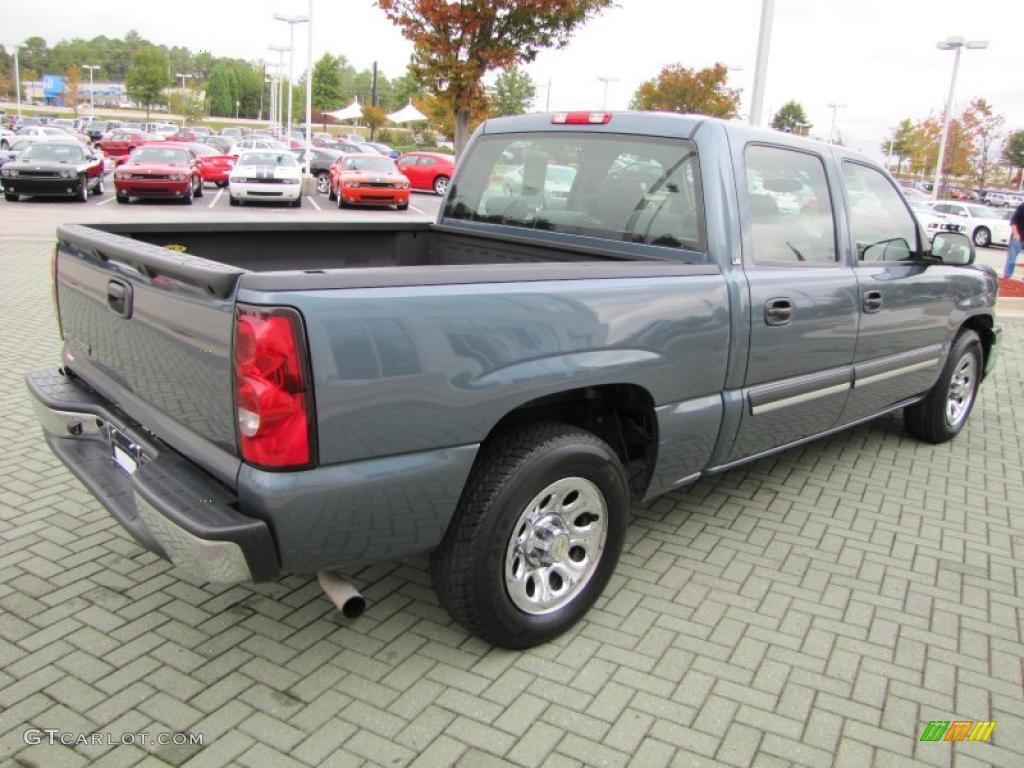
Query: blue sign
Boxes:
[{"xmin": 42, "ymin": 75, "xmax": 65, "ymax": 98}]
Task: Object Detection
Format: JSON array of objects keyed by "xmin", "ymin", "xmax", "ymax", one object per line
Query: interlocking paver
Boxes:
[{"xmin": 0, "ymin": 239, "xmax": 1021, "ymax": 767}]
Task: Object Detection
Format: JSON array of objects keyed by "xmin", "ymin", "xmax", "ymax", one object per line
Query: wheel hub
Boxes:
[{"xmin": 504, "ymin": 476, "xmax": 608, "ymax": 615}]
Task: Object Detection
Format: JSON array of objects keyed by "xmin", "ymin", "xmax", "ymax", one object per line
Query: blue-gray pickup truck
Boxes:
[{"xmin": 28, "ymin": 112, "xmax": 1000, "ymax": 648}]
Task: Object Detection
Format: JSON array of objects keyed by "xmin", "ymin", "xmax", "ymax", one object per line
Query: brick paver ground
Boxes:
[{"xmin": 1, "ymin": 240, "xmax": 1021, "ymax": 768}]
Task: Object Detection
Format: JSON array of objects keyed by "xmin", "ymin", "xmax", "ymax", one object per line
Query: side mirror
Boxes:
[{"xmin": 931, "ymin": 231, "xmax": 975, "ymax": 265}]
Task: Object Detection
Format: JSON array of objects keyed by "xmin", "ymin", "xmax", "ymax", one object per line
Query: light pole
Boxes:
[
  {"xmin": 596, "ymin": 76, "xmax": 618, "ymax": 111},
  {"xmin": 273, "ymin": 13, "xmax": 309, "ymax": 137},
  {"xmin": 826, "ymin": 103, "xmax": 846, "ymax": 144},
  {"xmin": 13, "ymin": 45, "xmax": 21, "ymax": 118},
  {"xmin": 932, "ymin": 36, "xmax": 988, "ymax": 200},
  {"xmin": 174, "ymin": 72, "xmax": 193, "ymax": 125},
  {"xmin": 269, "ymin": 45, "xmax": 290, "ymax": 135},
  {"xmin": 304, "ymin": 0, "xmax": 313, "ymax": 178},
  {"xmin": 749, "ymin": 0, "xmax": 775, "ymax": 126},
  {"xmin": 81, "ymin": 64, "xmax": 100, "ymax": 113}
]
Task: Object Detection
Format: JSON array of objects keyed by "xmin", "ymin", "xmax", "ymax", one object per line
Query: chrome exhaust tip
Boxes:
[{"xmin": 317, "ymin": 571, "xmax": 366, "ymax": 619}]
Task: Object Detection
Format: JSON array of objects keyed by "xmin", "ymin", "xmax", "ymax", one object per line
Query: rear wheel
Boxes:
[
  {"xmin": 972, "ymin": 227, "xmax": 990, "ymax": 248},
  {"xmin": 430, "ymin": 423, "xmax": 629, "ymax": 649},
  {"xmin": 904, "ymin": 330, "xmax": 982, "ymax": 443},
  {"xmin": 316, "ymin": 173, "xmax": 330, "ymax": 195},
  {"xmin": 433, "ymin": 175, "xmax": 449, "ymax": 196}
]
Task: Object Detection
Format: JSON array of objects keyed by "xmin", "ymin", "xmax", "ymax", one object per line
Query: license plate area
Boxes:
[{"xmin": 104, "ymin": 423, "xmax": 145, "ymax": 476}]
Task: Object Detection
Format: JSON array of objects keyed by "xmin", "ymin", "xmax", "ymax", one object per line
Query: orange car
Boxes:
[{"xmin": 328, "ymin": 153, "xmax": 410, "ymax": 210}]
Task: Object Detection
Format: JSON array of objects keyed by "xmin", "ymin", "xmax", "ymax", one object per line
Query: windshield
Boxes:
[
  {"xmin": 444, "ymin": 132, "xmax": 704, "ymax": 255},
  {"xmin": 238, "ymin": 152, "xmax": 297, "ymax": 167},
  {"xmin": 966, "ymin": 205, "xmax": 1000, "ymax": 219},
  {"xmin": 21, "ymin": 143, "xmax": 86, "ymax": 161},
  {"xmin": 342, "ymin": 156, "xmax": 397, "ymax": 172},
  {"xmin": 131, "ymin": 147, "xmax": 189, "ymax": 164}
]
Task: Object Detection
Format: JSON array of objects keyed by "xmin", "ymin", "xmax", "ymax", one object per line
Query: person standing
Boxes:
[{"xmin": 1004, "ymin": 199, "xmax": 1024, "ymax": 279}]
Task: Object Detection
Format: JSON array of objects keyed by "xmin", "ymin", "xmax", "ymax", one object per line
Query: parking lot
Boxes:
[{"xmin": 0, "ymin": 204, "xmax": 1022, "ymax": 767}]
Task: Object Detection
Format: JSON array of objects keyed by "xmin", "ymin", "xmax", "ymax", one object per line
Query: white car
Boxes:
[
  {"xmin": 907, "ymin": 201, "xmax": 965, "ymax": 241},
  {"xmin": 227, "ymin": 139, "xmax": 289, "ymax": 157},
  {"xmin": 927, "ymin": 201, "xmax": 1011, "ymax": 248},
  {"xmin": 228, "ymin": 149, "xmax": 302, "ymax": 206},
  {"xmin": 11, "ymin": 126, "xmax": 89, "ymax": 147}
]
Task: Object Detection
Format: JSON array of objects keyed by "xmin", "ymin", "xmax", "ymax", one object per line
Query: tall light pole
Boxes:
[
  {"xmin": 81, "ymin": 64, "xmax": 100, "ymax": 113},
  {"xmin": 273, "ymin": 13, "xmax": 309, "ymax": 137},
  {"xmin": 304, "ymin": 0, "xmax": 314, "ymax": 178},
  {"xmin": 932, "ymin": 36, "xmax": 988, "ymax": 200},
  {"xmin": 749, "ymin": 0, "xmax": 775, "ymax": 126},
  {"xmin": 596, "ymin": 76, "xmax": 618, "ymax": 110},
  {"xmin": 826, "ymin": 102, "xmax": 846, "ymax": 144},
  {"xmin": 13, "ymin": 45, "xmax": 21, "ymax": 118},
  {"xmin": 269, "ymin": 45, "xmax": 290, "ymax": 135},
  {"xmin": 174, "ymin": 72, "xmax": 193, "ymax": 125}
]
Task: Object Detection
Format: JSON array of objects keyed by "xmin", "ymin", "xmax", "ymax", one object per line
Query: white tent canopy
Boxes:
[
  {"xmin": 325, "ymin": 99, "xmax": 363, "ymax": 121},
  {"xmin": 387, "ymin": 101, "xmax": 428, "ymax": 123}
]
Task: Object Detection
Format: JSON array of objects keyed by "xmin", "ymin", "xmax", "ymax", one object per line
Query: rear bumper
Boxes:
[{"xmin": 26, "ymin": 368, "xmax": 279, "ymax": 583}]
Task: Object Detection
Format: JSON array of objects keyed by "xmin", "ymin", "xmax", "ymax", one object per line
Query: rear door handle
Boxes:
[
  {"xmin": 764, "ymin": 297, "xmax": 793, "ymax": 326},
  {"xmin": 863, "ymin": 290, "xmax": 883, "ymax": 313},
  {"xmin": 107, "ymin": 279, "xmax": 133, "ymax": 318}
]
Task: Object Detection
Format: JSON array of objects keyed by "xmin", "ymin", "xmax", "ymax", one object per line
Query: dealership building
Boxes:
[{"xmin": 23, "ymin": 75, "xmax": 126, "ymax": 107}]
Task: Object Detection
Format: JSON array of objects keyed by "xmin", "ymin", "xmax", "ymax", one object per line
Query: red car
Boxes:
[
  {"xmin": 395, "ymin": 151, "xmax": 455, "ymax": 195},
  {"xmin": 96, "ymin": 131, "xmax": 155, "ymax": 159},
  {"xmin": 328, "ymin": 153, "xmax": 410, "ymax": 210},
  {"xmin": 114, "ymin": 145, "xmax": 203, "ymax": 204},
  {"xmin": 158, "ymin": 141, "xmax": 235, "ymax": 187}
]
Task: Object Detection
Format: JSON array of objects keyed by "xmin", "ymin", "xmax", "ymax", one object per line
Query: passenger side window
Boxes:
[
  {"xmin": 420, "ymin": 157, "xmax": 437, "ymax": 167},
  {"xmin": 744, "ymin": 145, "xmax": 837, "ymax": 264},
  {"xmin": 843, "ymin": 162, "xmax": 919, "ymax": 262}
]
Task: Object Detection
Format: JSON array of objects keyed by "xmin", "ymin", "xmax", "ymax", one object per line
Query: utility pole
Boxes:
[
  {"xmin": 827, "ymin": 102, "xmax": 846, "ymax": 144},
  {"xmin": 174, "ymin": 72, "xmax": 193, "ymax": 125},
  {"xmin": 932, "ymin": 36, "xmax": 988, "ymax": 200},
  {"xmin": 269, "ymin": 45, "xmax": 291, "ymax": 135},
  {"xmin": 81, "ymin": 64, "xmax": 100, "ymax": 113},
  {"xmin": 273, "ymin": 13, "xmax": 309, "ymax": 137},
  {"xmin": 596, "ymin": 76, "xmax": 618, "ymax": 111},
  {"xmin": 749, "ymin": 0, "xmax": 775, "ymax": 126}
]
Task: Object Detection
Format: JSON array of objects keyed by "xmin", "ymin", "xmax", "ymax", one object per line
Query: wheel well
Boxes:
[
  {"xmin": 480, "ymin": 384, "xmax": 658, "ymax": 499},
  {"xmin": 961, "ymin": 314, "xmax": 994, "ymax": 368}
]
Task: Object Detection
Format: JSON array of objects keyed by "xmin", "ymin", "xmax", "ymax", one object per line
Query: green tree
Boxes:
[
  {"xmin": 206, "ymin": 63, "xmax": 235, "ymax": 116},
  {"xmin": 770, "ymin": 101, "xmax": 811, "ymax": 135},
  {"xmin": 19, "ymin": 36, "xmax": 50, "ymax": 77},
  {"xmin": 312, "ymin": 53, "xmax": 344, "ymax": 110},
  {"xmin": 630, "ymin": 62, "xmax": 740, "ymax": 118},
  {"xmin": 1002, "ymin": 129, "xmax": 1024, "ymax": 184},
  {"xmin": 492, "ymin": 67, "xmax": 535, "ymax": 116},
  {"xmin": 882, "ymin": 119, "xmax": 915, "ymax": 174},
  {"xmin": 377, "ymin": 0, "xmax": 613, "ymax": 156},
  {"xmin": 362, "ymin": 104, "xmax": 387, "ymax": 140},
  {"xmin": 126, "ymin": 46, "xmax": 168, "ymax": 119}
]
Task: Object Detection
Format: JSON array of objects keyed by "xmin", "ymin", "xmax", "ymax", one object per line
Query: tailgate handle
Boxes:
[{"xmin": 107, "ymin": 280, "xmax": 133, "ymax": 318}]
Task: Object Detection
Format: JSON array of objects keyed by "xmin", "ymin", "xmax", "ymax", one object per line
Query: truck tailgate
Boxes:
[{"xmin": 54, "ymin": 224, "xmax": 245, "ymax": 484}]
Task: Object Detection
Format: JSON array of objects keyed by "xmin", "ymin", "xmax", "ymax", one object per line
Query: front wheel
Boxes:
[
  {"xmin": 433, "ymin": 175, "xmax": 449, "ymax": 196},
  {"xmin": 904, "ymin": 330, "xmax": 983, "ymax": 443},
  {"xmin": 229, "ymin": 194, "xmax": 239, "ymax": 206},
  {"xmin": 292, "ymin": 195, "xmax": 302, "ymax": 208},
  {"xmin": 972, "ymin": 227, "xmax": 990, "ymax": 248},
  {"xmin": 4, "ymin": 192, "xmax": 18, "ymax": 202},
  {"xmin": 194, "ymin": 177, "xmax": 203, "ymax": 198},
  {"xmin": 183, "ymin": 181, "xmax": 194, "ymax": 205},
  {"xmin": 430, "ymin": 423, "xmax": 629, "ymax": 649},
  {"xmin": 316, "ymin": 173, "xmax": 330, "ymax": 195},
  {"xmin": 77, "ymin": 175, "xmax": 89, "ymax": 202},
  {"xmin": 116, "ymin": 193, "xmax": 128, "ymax": 204},
  {"xmin": 397, "ymin": 201, "xmax": 409, "ymax": 211}
]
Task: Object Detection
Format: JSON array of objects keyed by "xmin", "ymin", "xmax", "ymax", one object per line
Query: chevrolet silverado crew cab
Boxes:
[{"xmin": 28, "ymin": 112, "xmax": 1000, "ymax": 648}]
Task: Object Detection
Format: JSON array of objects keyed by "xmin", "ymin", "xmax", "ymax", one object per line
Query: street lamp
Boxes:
[
  {"xmin": 826, "ymin": 102, "xmax": 846, "ymax": 144},
  {"xmin": 81, "ymin": 64, "xmax": 100, "ymax": 113},
  {"xmin": 932, "ymin": 36, "xmax": 988, "ymax": 200},
  {"xmin": 268, "ymin": 45, "xmax": 291, "ymax": 135},
  {"xmin": 174, "ymin": 72, "xmax": 193, "ymax": 125},
  {"xmin": 749, "ymin": 0, "xmax": 776, "ymax": 126},
  {"xmin": 273, "ymin": 13, "xmax": 309, "ymax": 138},
  {"xmin": 596, "ymin": 76, "xmax": 618, "ymax": 111},
  {"xmin": 235, "ymin": 99, "xmax": 240, "ymax": 119},
  {"xmin": 303, "ymin": 0, "xmax": 314, "ymax": 179}
]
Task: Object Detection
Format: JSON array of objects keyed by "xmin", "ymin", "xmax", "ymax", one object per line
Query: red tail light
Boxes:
[{"xmin": 233, "ymin": 305, "xmax": 315, "ymax": 469}]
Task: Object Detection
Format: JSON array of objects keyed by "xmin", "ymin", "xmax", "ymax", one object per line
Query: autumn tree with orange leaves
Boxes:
[
  {"xmin": 376, "ymin": 0, "xmax": 613, "ymax": 156},
  {"xmin": 630, "ymin": 63, "xmax": 741, "ymax": 118}
]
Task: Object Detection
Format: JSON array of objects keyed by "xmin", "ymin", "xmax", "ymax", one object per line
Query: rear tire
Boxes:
[
  {"xmin": 316, "ymin": 173, "xmax": 330, "ymax": 195},
  {"xmin": 904, "ymin": 330, "xmax": 982, "ymax": 444},
  {"xmin": 433, "ymin": 175, "xmax": 449, "ymax": 196},
  {"xmin": 972, "ymin": 227, "xmax": 990, "ymax": 248},
  {"xmin": 430, "ymin": 423, "xmax": 629, "ymax": 649}
]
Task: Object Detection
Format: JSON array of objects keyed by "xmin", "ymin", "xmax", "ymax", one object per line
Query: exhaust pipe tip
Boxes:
[{"xmin": 318, "ymin": 571, "xmax": 366, "ymax": 619}]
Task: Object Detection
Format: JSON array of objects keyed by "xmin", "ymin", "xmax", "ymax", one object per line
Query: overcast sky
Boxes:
[{"xmin": 5, "ymin": 0, "xmax": 1022, "ymax": 159}]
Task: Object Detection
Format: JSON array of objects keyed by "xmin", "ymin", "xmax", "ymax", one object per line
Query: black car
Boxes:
[
  {"xmin": 290, "ymin": 146, "xmax": 343, "ymax": 193},
  {"xmin": 199, "ymin": 135, "xmax": 233, "ymax": 154},
  {"xmin": 86, "ymin": 120, "xmax": 122, "ymax": 142},
  {"xmin": 2, "ymin": 142, "xmax": 106, "ymax": 202}
]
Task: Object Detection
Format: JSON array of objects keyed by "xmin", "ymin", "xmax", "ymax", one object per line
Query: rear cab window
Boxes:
[{"xmin": 443, "ymin": 132, "xmax": 706, "ymax": 260}]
